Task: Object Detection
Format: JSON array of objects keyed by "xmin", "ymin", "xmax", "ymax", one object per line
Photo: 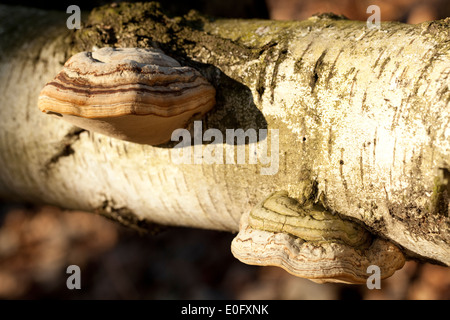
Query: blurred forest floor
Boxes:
[
  {"xmin": 0, "ymin": 205, "xmax": 449, "ymax": 299},
  {"xmin": 0, "ymin": 0, "xmax": 449, "ymax": 299}
]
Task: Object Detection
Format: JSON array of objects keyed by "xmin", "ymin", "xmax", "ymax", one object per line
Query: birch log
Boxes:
[{"xmin": 0, "ymin": 3, "xmax": 448, "ymax": 266}]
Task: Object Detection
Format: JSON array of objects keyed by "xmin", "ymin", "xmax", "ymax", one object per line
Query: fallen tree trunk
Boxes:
[{"xmin": 0, "ymin": 3, "xmax": 448, "ymax": 267}]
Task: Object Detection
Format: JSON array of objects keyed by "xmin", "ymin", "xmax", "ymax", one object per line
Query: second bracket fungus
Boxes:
[
  {"xmin": 231, "ymin": 191, "xmax": 406, "ymax": 284},
  {"xmin": 38, "ymin": 47, "xmax": 216, "ymax": 145}
]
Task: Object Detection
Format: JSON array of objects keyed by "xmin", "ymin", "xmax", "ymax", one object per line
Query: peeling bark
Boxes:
[{"xmin": 0, "ymin": 3, "xmax": 448, "ymax": 266}]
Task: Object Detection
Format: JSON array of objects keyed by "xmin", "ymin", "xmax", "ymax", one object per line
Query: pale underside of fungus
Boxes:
[
  {"xmin": 231, "ymin": 191, "xmax": 406, "ymax": 284},
  {"xmin": 38, "ymin": 47, "xmax": 216, "ymax": 145}
]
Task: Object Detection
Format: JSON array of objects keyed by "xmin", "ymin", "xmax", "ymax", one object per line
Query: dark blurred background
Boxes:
[
  {"xmin": 1, "ymin": 0, "xmax": 450, "ymax": 22},
  {"xmin": 0, "ymin": 0, "xmax": 449, "ymax": 300}
]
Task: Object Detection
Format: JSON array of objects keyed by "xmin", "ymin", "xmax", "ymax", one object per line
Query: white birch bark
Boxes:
[{"xmin": 0, "ymin": 4, "xmax": 448, "ymax": 266}]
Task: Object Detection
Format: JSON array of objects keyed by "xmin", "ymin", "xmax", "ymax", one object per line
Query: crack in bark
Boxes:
[
  {"xmin": 95, "ymin": 199, "xmax": 165, "ymax": 235},
  {"xmin": 270, "ymin": 47, "xmax": 289, "ymax": 103},
  {"xmin": 43, "ymin": 127, "xmax": 85, "ymax": 172},
  {"xmin": 310, "ymin": 49, "xmax": 327, "ymax": 93},
  {"xmin": 256, "ymin": 46, "xmax": 279, "ymax": 102}
]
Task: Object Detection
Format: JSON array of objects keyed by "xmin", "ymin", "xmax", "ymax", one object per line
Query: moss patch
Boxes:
[{"xmin": 428, "ymin": 172, "xmax": 449, "ymax": 217}]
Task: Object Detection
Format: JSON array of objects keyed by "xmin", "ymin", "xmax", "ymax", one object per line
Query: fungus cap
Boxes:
[{"xmin": 38, "ymin": 47, "xmax": 216, "ymax": 145}]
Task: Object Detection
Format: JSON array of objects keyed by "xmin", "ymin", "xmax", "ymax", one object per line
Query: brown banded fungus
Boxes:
[{"xmin": 38, "ymin": 47, "xmax": 216, "ymax": 145}]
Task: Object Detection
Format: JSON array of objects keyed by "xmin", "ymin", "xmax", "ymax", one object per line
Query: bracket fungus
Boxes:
[
  {"xmin": 231, "ymin": 191, "xmax": 406, "ymax": 284},
  {"xmin": 38, "ymin": 47, "xmax": 216, "ymax": 145}
]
